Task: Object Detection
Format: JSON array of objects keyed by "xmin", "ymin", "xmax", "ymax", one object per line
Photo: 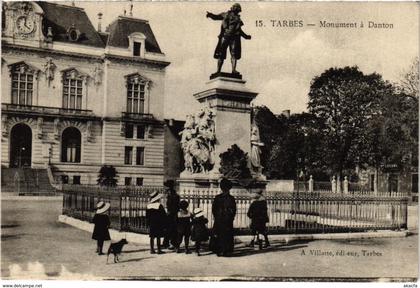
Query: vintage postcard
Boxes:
[{"xmin": 1, "ymin": 0, "xmax": 418, "ymax": 285}]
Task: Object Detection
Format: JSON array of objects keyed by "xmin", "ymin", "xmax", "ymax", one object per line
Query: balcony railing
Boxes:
[
  {"xmin": 122, "ymin": 112, "xmax": 155, "ymax": 121},
  {"xmin": 2, "ymin": 103, "xmax": 95, "ymax": 118}
]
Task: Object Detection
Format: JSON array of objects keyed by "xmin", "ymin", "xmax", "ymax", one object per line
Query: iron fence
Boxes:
[
  {"xmin": 62, "ymin": 185, "xmax": 408, "ymax": 235},
  {"xmin": 313, "ymin": 181, "xmax": 332, "ymax": 193}
]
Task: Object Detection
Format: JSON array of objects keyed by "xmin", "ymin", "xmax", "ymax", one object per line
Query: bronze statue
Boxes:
[{"xmin": 206, "ymin": 3, "xmax": 251, "ymax": 75}]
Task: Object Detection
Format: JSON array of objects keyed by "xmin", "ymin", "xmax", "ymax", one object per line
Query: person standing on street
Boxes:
[
  {"xmin": 163, "ymin": 180, "xmax": 180, "ymax": 249},
  {"xmin": 176, "ymin": 200, "xmax": 192, "ymax": 254},
  {"xmin": 247, "ymin": 190, "xmax": 270, "ymax": 249},
  {"xmin": 212, "ymin": 178, "xmax": 237, "ymax": 257},
  {"xmin": 146, "ymin": 191, "xmax": 166, "ymax": 254},
  {"xmin": 191, "ymin": 207, "xmax": 210, "ymax": 256},
  {"xmin": 92, "ymin": 201, "xmax": 111, "ymax": 255}
]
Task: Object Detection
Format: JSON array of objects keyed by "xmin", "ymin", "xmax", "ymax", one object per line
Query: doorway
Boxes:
[{"xmin": 10, "ymin": 123, "xmax": 32, "ymax": 168}]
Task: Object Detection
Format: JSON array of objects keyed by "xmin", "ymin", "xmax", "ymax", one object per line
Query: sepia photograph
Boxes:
[{"xmin": 0, "ymin": 0, "xmax": 418, "ymax": 284}]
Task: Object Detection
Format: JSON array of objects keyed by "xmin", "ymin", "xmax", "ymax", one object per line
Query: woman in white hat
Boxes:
[
  {"xmin": 191, "ymin": 207, "xmax": 209, "ymax": 256},
  {"xmin": 92, "ymin": 201, "xmax": 111, "ymax": 255},
  {"xmin": 247, "ymin": 190, "xmax": 270, "ymax": 249},
  {"xmin": 146, "ymin": 190, "xmax": 166, "ymax": 254}
]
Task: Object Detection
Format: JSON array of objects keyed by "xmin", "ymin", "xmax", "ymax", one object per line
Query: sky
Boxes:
[{"xmin": 73, "ymin": 1, "xmax": 419, "ymax": 120}]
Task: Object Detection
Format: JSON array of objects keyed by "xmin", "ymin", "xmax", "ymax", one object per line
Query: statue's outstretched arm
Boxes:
[
  {"xmin": 206, "ymin": 11, "xmax": 224, "ymax": 20},
  {"xmin": 240, "ymin": 29, "xmax": 252, "ymax": 40}
]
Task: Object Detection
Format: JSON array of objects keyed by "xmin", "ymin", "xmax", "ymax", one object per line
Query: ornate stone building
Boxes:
[{"xmin": 1, "ymin": 2, "xmax": 170, "ymax": 186}]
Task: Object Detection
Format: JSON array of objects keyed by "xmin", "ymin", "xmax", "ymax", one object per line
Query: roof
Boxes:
[
  {"xmin": 37, "ymin": 2, "xmax": 105, "ymax": 48},
  {"xmin": 98, "ymin": 32, "xmax": 109, "ymax": 45},
  {"xmin": 106, "ymin": 16, "xmax": 162, "ymax": 54}
]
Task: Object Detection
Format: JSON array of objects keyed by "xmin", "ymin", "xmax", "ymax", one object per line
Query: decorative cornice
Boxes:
[
  {"xmin": 102, "ymin": 116, "xmax": 164, "ymax": 125},
  {"xmin": 2, "ymin": 43, "xmax": 171, "ymax": 68},
  {"xmin": 2, "ymin": 103, "xmax": 100, "ymax": 121},
  {"xmin": 124, "ymin": 72, "xmax": 151, "ymax": 82},
  {"xmin": 8, "ymin": 61, "xmax": 40, "ymax": 78},
  {"xmin": 61, "ymin": 67, "xmax": 89, "ymax": 81},
  {"xmin": 194, "ymin": 88, "xmax": 258, "ymax": 104},
  {"xmin": 2, "ymin": 43, "xmax": 103, "ymax": 61},
  {"xmin": 104, "ymin": 53, "xmax": 170, "ymax": 68}
]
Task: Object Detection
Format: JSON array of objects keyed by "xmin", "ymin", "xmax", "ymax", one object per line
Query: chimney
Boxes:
[
  {"xmin": 46, "ymin": 27, "xmax": 53, "ymax": 42},
  {"xmin": 97, "ymin": 12, "xmax": 103, "ymax": 32}
]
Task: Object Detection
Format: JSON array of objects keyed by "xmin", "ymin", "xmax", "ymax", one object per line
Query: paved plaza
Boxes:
[{"xmin": 1, "ymin": 197, "xmax": 418, "ymax": 280}]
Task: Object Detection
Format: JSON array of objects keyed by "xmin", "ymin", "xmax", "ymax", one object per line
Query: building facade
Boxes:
[
  {"xmin": 1, "ymin": 2, "xmax": 170, "ymax": 186},
  {"xmin": 363, "ymin": 165, "xmax": 418, "ymax": 202}
]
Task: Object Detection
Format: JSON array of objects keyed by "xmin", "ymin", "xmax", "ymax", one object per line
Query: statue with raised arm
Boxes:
[{"xmin": 206, "ymin": 3, "xmax": 251, "ymax": 75}]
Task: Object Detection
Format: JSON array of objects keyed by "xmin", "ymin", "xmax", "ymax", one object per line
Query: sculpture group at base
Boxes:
[{"xmin": 180, "ymin": 107, "xmax": 216, "ymax": 174}]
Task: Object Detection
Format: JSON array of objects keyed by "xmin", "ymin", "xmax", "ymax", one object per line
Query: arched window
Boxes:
[
  {"xmin": 61, "ymin": 127, "xmax": 81, "ymax": 163},
  {"xmin": 125, "ymin": 73, "xmax": 150, "ymax": 114},
  {"xmin": 128, "ymin": 32, "xmax": 146, "ymax": 57}
]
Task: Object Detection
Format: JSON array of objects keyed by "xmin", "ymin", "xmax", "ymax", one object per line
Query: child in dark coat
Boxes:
[
  {"xmin": 191, "ymin": 207, "xmax": 209, "ymax": 256},
  {"xmin": 146, "ymin": 191, "xmax": 166, "ymax": 254},
  {"xmin": 247, "ymin": 190, "xmax": 270, "ymax": 249},
  {"xmin": 92, "ymin": 201, "xmax": 111, "ymax": 255},
  {"xmin": 176, "ymin": 200, "xmax": 192, "ymax": 254}
]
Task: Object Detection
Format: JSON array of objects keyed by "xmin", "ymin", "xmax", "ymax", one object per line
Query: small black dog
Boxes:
[{"xmin": 107, "ymin": 238, "xmax": 128, "ymax": 264}]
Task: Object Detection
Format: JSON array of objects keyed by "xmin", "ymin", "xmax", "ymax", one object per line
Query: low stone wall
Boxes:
[{"xmin": 266, "ymin": 180, "xmax": 294, "ymax": 192}]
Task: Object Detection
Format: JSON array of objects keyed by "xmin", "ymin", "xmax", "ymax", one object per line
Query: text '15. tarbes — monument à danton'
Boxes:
[{"xmin": 178, "ymin": 4, "xmax": 267, "ymax": 192}]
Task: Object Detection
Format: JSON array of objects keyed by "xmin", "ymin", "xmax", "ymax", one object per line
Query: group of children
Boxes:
[
  {"xmin": 92, "ymin": 188, "xmax": 270, "ymax": 257},
  {"xmin": 146, "ymin": 190, "xmax": 210, "ymax": 256}
]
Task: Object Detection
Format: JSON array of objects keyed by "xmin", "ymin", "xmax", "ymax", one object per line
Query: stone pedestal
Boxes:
[
  {"xmin": 195, "ymin": 76, "xmax": 258, "ymax": 172},
  {"xmin": 179, "ymin": 75, "xmax": 265, "ymax": 191}
]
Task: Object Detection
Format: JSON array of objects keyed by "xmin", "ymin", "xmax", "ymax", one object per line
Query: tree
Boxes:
[
  {"xmin": 219, "ymin": 144, "xmax": 251, "ymax": 179},
  {"xmin": 363, "ymin": 58, "xmax": 419, "ymax": 172},
  {"xmin": 97, "ymin": 165, "xmax": 118, "ymax": 186},
  {"xmin": 253, "ymin": 106, "xmax": 327, "ymax": 180},
  {"xmin": 397, "ymin": 57, "xmax": 419, "ymax": 168},
  {"xmin": 252, "ymin": 106, "xmax": 284, "ymax": 175},
  {"xmin": 397, "ymin": 57, "xmax": 419, "ymax": 100},
  {"xmin": 308, "ymin": 66, "xmax": 394, "ymax": 178},
  {"xmin": 365, "ymin": 96, "xmax": 418, "ymax": 172},
  {"xmin": 287, "ymin": 112, "xmax": 329, "ymax": 180}
]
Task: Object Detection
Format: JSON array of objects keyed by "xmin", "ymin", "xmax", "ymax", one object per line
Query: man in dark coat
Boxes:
[
  {"xmin": 206, "ymin": 3, "xmax": 252, "ymax": 74},
  {"xmin": 163, "ymin": 180, "xmax": 180, "ymax": 249},
  {"xmin": 212, "ymin": 178, "xmax": 236, "ymax": 256}
]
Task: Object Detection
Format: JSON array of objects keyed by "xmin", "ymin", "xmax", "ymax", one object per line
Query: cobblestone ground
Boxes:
[{"xmin": 1, "ymin": 198, "xmax": 418, "ymax": 280}]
